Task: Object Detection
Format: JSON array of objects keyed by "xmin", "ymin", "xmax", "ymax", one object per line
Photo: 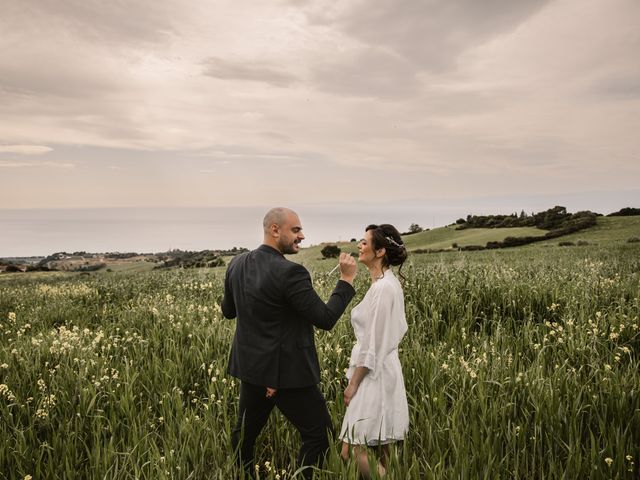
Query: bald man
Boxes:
[{"xmin": 222, "ymin": 207, "xmax": 357, "ymax": 479}]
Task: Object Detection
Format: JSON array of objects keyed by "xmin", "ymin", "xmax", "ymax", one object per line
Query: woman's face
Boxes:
[{"xmin": 358, "ymin": 230, "xmax": 383, "ymax": 266}]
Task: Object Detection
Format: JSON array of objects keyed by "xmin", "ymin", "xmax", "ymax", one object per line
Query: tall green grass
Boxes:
[{"xmin": 0, "ymin": 244, "xmax": 638, "ymax": 479}]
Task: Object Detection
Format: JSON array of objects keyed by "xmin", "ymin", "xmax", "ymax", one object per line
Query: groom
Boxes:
[{"xmin": 221, "ymin": 207, "xmax": 357, "ymax": 478}]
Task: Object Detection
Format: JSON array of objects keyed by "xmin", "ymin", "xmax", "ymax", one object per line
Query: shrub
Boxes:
[
  {"xmin": 559, "ymin": 241, "xmax": 575, "ymax": 247},
  {"xmin": 320, "ymin": 244, "xmax": 341, "ymax": 259},
  {"xmin": 576, "ymin": 240, "xmax": 589, "ymax": 246},
  {"xmin": 628, "ymin": 236, "xmax": 640, "ymax": 243},
  {"xmin": 460, "ymin": 245, "xmax": 485, "ymax": 251},
  {"xmin": 608, "ymin": 207, "xmax": 640, "ymax": 216}
]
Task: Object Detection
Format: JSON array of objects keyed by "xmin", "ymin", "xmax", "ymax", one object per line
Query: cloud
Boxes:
[
  {"xmin": 4, "ymin": 0, "xmax": 179, "ymax": 48},
  {"xmin": 311, "ymin": 47, "xmax": 420, "ymax": 99},
  {"xmin": 298, "ymin": 0, "xmax": 551, "ymax": 72},
  {"xmin": 202, "ymin": 57, "xmax": 297, "ymax": 87},
  {"xmin": 0, "ymin": 160, "xmax": 75, "ymax": 168},
  {"xmin": 0, "ymin": 145, "xmax": 52, "ymax": 155}
]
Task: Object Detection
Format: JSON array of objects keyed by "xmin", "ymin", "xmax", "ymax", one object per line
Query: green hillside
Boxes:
[
  {"xmin": 401, "ymin": 226, "xmax": 547, "ymax": 250},
  {"xmin": 535, "ymin": 215, "xmax": 640, "ymax": 246},
  {"xmin": 292, "ymin": 216, "xmax": 639, "ymax": 266}
]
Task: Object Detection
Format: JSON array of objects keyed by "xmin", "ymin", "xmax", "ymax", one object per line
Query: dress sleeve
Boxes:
[{"xmin": 353, "ymin": 281, "xmax": 393, "ymax": 377}]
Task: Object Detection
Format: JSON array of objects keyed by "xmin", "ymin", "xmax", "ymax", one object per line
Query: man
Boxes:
[{"xmin": 222, "ymin": 207, "xmax": 357, "ymax": 478}]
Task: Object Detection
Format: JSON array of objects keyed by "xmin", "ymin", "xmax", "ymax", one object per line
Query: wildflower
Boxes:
[
  {"xmin": 35, "ymin": 408, "xmax": 49, "ymax": 419},
  {"xmin": 0, "ymin": 363, "xmax": 8, "ymax": 369},
  {"xmin": 24, "ymin": 476, "xmax": 32, "ymax": 480},
  {"xmin": 8, "ymin": 312, "xmax": 16, "ymax": 323},
  {"xmin": 605, "ymin": 457, "xmax": 613, "ymax": 467},
  {"xmin": 0, "ymin": 384, "xmax": 17, "ymax": 401},
  {"xmin": 626, "ymin": 455, "xmax": 633, "ymax": 461}
]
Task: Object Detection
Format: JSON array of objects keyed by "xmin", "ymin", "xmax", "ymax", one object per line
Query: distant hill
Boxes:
[{"xmin": 291, "ymin": 214, "xmax": 639, "ymax": 264}]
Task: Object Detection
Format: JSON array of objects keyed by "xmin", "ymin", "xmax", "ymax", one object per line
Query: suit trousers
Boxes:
[{"xmin": 232, "ymin": 381, "xmax": 334, "ymax": 479}]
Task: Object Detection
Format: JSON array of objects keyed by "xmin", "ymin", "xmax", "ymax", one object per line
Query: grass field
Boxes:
[{"xmin": 0, "ymin": 218, "xmax": 639, "ymax": 479}]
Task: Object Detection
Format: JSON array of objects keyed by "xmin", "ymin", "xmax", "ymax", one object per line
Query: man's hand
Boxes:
[{"xmin": 339, "ymin": 252, "xmax": 357, "ymax": 285}]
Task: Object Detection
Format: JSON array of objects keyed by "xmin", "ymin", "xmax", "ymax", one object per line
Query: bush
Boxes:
[
  {"xmin": 576, "ymin": 240, "xmax": 589, "ymax": 246},
  {"xmin": 559, "ymin": 241, "xmax": 575, "ymax": 247},
  {"xmin": 608, "ymin": 207, "xmax": 640, "ymax": 216},
  {"xmin": 320, "ymin": 244, "xmax": 341, "ymax": 259},
  {"xmin": 460, "ymin": 245, "xmax": 485, "ymax": 251},
  {"xmin": 628, "ymin": 237, "xmax": 640, "ymax": 243}
]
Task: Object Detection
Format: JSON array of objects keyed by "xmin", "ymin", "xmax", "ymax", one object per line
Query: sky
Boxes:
[{"xmin": 1, "ymin": 0, "xmax": 639, "ymax": 249}]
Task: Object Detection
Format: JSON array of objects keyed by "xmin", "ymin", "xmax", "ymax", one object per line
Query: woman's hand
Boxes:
[{"xmin": 344, "ymin": 383, "xmax": 359, "ymax": 407}]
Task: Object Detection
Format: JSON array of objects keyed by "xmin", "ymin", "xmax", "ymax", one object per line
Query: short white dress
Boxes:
[{"xmin": 339, "ymin": 269, "xmax": 409, "ymax": 446}]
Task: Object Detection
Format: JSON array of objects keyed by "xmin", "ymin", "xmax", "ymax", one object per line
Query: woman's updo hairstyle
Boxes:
[{"xmin": 365, "ymin": 224, "xmax": 408, "ymax": 278}]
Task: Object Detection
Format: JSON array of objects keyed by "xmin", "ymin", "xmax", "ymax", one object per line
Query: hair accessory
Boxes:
[{"xmin": 385, "ymin": 236, "xmax": 405, "ymax": 249}]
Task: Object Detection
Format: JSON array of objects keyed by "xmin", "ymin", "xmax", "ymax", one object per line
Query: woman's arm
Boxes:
[{"xmin": 344, "ymin": 366, "xmax": 370, "ymax": 406}]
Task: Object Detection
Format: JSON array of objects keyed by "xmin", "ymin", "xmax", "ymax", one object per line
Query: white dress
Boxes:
[{"xmin": 339, "ymin": 269, "xmax": 409, "ymax": 446}]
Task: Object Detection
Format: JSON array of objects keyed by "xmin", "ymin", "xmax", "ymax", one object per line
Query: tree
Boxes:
[
  {"xmin": 320, "ymin": 245, "xmax": 341, "ymax": 259},
  {"xmin": 408, "ymin": 223, "xmax": 423, "ymax": 234}
]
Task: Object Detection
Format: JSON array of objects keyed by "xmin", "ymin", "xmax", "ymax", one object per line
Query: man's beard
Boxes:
[{"xmin": 279, "ymin": 239, "xmax": 299, "ymax": 255}]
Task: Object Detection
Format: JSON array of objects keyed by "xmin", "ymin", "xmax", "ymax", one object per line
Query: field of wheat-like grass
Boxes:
[{"xmin": 1, "ymin": 244, "xmax": 638, "ymax": 479}]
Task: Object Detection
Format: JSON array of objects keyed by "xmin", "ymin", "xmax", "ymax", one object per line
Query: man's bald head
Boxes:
[{"xmin": 263, "ymin": 207, "xmax": 296, "ymax": 234}]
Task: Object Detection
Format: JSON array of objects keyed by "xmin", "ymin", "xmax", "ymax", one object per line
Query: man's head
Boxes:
[{"xmin": 263, "ymin": 207, "xmax": 305, "ymax": 254}]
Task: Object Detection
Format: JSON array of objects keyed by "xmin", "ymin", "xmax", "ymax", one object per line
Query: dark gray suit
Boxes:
[{"xmin": 222, "ymin": 244, "xmax": 355, "ymax": 478}]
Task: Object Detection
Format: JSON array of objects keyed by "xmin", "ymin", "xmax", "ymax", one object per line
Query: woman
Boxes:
[{"xmin": 340, "ymin": 224, "xmax": 409, "ymax": 478}]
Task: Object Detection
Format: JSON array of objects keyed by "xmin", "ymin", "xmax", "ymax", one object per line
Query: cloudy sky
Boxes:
[{"xmin": 1, "ymin": 0, "xmax": 639, "ymax": 216}]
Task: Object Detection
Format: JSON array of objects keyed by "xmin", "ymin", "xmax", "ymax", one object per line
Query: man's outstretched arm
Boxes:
[{"xmin": 285, "ymin": 252, "xmax": 357, "ymax": 330}]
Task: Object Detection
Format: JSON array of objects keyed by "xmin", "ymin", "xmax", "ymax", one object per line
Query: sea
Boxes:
[
  {"xmin": 0, "ymin": 204, "xmax": 473, "ymax": 257},
  {"xmin": 2, "ymin": 190, "xmax": 637, "ymax": 257}
]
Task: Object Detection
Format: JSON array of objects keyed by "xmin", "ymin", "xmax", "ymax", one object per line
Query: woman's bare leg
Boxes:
[
  {"xmin": 379, "ymin": 444, "xmax": 390, "ymax": 469},
  {"xmin": 342, "ymin": 443, "xmax": 385, "ymax": 478}
]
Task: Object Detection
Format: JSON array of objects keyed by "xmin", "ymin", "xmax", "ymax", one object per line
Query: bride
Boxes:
[{"xmin": 340, "ymin": 224, "xmax": 409, "ymax": 478}]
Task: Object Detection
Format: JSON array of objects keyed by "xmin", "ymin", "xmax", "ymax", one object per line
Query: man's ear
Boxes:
[{"xmin": 269, "ymin": 223, "xmax": 280, "ymax": 238}]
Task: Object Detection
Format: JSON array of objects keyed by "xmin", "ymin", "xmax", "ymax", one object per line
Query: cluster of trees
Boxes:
[
  {"xmin": 411, "ymin": 207, "xmax": 599, "ymax": 254},
  {"xmin": 484, "ymin": 210, "xmax": 597, "ymax": 249},
  {"xmin": 456, "ymin": 206, "xmax": 597, "ymax": 230},
  {"xmin": 155, "ymin": 250, "xmax": 226, "ymax": 269},
  {"xmin": 608, "ymin": 207, "xmax": 640, "ymax": 217}
]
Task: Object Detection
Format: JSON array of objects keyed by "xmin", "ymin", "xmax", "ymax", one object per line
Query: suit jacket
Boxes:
[{"xmin": 221, "ymin": 244, "xmax": 356, "ymax": 388}]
